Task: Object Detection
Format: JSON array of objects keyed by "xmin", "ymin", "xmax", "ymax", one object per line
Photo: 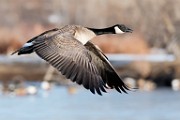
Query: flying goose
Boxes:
[{"xmin": 12, "ymin": 24, "xmax": 133, "ymax": 95}]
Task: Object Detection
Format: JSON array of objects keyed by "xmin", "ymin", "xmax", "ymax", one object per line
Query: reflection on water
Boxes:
[{"xmin": 0, "ymin": 86, "xmax": 180, "ymax": 120}]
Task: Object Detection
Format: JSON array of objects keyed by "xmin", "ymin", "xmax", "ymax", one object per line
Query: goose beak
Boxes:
[{"xmin": 125, "ymin": 28, "xmax": 133, "ymax": 33}]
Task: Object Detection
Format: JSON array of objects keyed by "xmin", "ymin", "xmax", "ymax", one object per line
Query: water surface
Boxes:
[{"xmin": 0, "ymin": 87, "xmax": 180, "ymax": 120}]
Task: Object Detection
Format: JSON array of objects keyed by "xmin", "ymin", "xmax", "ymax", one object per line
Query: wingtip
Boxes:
[{"xmin": 124, "ymin": 84, "xmax": 138, "ymax": 93}]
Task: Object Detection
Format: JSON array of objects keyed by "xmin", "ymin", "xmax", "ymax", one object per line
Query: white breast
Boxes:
[{"xmin": 74, "ymin": 29, "xmax": 96, "ymax": 45}]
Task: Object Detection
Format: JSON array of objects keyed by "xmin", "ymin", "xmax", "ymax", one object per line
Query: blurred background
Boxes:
[{"xmin": 0, "ymin": 0, "xmax": 180, "ymax": 120}]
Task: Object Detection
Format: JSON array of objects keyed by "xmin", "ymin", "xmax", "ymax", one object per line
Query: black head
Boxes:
[{"xmin": 113, "ymin": 24, "xmax": 133, "ymax": 34}]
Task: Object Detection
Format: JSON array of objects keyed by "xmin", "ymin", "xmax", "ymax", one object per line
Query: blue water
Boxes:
[{"xmin": 0, "ymin": 87, "xmax": 180, "ymax": 120}]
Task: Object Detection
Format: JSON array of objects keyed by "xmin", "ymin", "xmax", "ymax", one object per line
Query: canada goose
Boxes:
[{"xmin": 12, "ymin": 24, "xmax": 133, "ymax": 95}]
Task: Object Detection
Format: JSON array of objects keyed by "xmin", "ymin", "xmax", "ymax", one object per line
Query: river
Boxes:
[{"xmin": 0, "ymin": 85, "xmax": 180, "ymax": 120}]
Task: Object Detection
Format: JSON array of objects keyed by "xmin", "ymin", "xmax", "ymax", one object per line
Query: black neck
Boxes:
[{"xmin": 87, "ymin": 26, "xmax": 115, "ymax": 35}]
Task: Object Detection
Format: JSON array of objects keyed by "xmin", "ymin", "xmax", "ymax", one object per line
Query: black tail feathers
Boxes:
[{"xmin": 11, "ymin": 46, "xmax": 34, "ymax": 55}]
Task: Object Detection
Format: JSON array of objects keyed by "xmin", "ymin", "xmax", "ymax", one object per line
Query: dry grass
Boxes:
[
  {"xmin": 92, "ymin": 33, "xmax": 150, "ymax": 54},
  {"xmin": 0, "ymin": 28, "xmax": 21, "ymax": 54},
  {"xmin": 0, "ymin": 24, "xmax": 51, "ymax": 54},
  {"xmin": 0, "ymin": 0, "xmax": 180, "ymax": 54}
]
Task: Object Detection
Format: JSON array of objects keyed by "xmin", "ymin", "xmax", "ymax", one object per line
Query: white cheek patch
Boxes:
[
  {"xmin": 23, "ymin": 42, "xmax": 33, "ymax": 47},
  {"xmin": 114, "ymin": 26, "xmax": 125, "ymax": 34}
]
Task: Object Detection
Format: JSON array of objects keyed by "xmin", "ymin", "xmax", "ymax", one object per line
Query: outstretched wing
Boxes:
[
  {"xmin": 32, "ymin": 32, "xmax": 106, "ymax": 95},
  {"xmin": 85, "ymin": 42, "xmax": 130, "ymax": 93}
]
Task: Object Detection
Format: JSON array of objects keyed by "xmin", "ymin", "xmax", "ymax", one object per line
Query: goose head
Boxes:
[{"xmin": 113, "ymin": 24, "xmax": 133, "ymax": 34}]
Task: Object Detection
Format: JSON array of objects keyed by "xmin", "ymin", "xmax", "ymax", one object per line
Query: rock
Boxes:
[{"xmin": 171, "ymin": 78, "xmax": 180, "ymax": 91}]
